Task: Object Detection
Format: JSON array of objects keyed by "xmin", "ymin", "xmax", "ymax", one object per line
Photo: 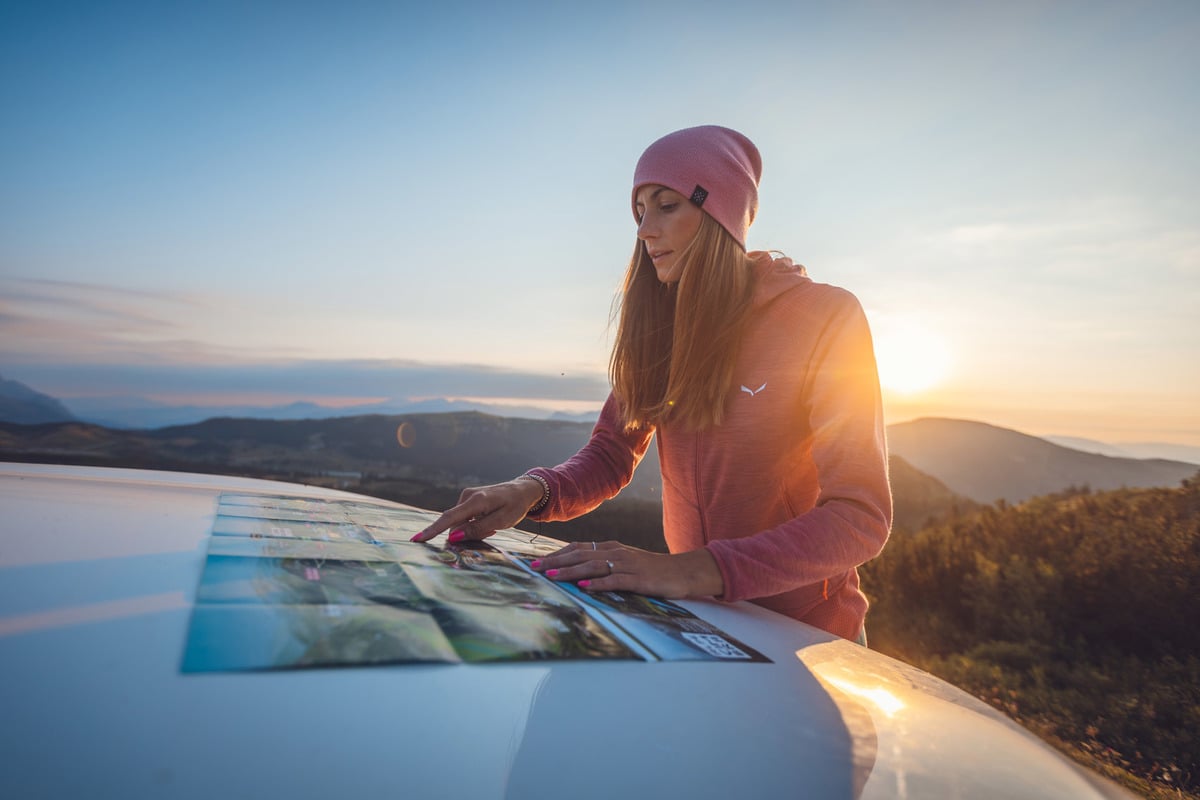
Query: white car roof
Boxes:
[{"xmin": 0, "ymin": 463, "xmax": 1132, "ymax": 799}]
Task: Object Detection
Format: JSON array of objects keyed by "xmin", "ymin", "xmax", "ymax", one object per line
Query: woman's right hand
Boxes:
[{"xmin": 409, "ymin": 478, "xmax": 545, "ymax": 543}]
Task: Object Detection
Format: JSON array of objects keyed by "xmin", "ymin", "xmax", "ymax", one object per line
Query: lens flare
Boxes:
[{"xmin": 396, "ymin": 421, "xmax": 416, "ymax": 448}]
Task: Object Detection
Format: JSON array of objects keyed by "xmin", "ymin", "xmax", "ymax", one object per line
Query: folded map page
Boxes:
[{"xmin": 181, "ymin": 493, "xmax": 770, "ymax": 672}]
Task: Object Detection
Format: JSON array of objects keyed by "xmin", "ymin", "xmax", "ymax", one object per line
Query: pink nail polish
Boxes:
[
  {"xmin": 448, "ymin": 530, "xmax": 466, "ymax": 543},
  {"xmin": 409, "ymin": 532, "xmax": 425, "ymax": 542},
  {"xmin": 530, "ymin": 559, "xmax": 542, "ymax": 569},
  {"xmin": 546, "ymin": 569, "xmax": 559, "ymax": 577},
  {"xmin": 578, "ymin": 580, "xmax": 591, "ymax": 588}
]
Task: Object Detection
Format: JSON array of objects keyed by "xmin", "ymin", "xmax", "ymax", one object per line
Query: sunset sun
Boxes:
[{"xmin": 874, "ymin": 320, "xmax": 951, "ymax": 395}]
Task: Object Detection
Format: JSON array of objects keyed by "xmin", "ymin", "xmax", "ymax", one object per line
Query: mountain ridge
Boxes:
[
  {"xmin": 0, "ymin": 374, "xmax": 77, "ymax": 425},
  {"xmin": 0, "ymin": 413, "xmax": 971, "ymax": 536},
  {"xmin": 1044, "ymin": 434, "xmax": 1200, "ymax": 466},
  {"xmin": 1, "ymin": 378, "xmax": 1196, "ymax": 506},
  {"xmin": 887, "ymin": 417, "xmax": 1198, "ymax": 504}
]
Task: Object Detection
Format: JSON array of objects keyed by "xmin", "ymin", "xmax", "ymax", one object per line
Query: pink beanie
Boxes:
[{"xmin": 632, "ymin": 125, "xmax": 762, "ymax": 249}]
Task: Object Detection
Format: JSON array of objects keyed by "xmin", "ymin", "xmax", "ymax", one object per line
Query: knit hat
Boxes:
[{"xmin": 631, "ymin": 125, "xmax": 762, "ymax": 249}]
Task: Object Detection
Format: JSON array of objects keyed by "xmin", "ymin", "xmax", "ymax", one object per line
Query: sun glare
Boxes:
[{"xmin": 874, "ymin": 319, "xmax": 951, "ymax": 395}]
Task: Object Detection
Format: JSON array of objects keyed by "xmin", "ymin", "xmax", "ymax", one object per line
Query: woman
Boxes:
[{"xmin": 413, "ymin": 125, "xmax": 891, "ymax": 641}]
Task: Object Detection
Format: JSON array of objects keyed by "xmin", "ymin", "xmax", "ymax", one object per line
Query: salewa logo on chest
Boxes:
[{"xmin": 740, "ymin": 382, "xmax": 767, "ymax": 397}]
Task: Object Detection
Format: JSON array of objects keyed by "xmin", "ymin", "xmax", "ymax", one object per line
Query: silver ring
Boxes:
[
  {"xmin": 591, "ymin": 541, "xmax": 597, "ymax": 550},
  {"xmin": 606, "ymin": 560, "xmax": 615, "ymax": 575}
]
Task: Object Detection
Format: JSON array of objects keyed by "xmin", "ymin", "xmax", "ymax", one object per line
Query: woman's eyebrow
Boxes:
[{"xmin": 637, "ymin": 187, "xmax": 670, "ymax": 207}]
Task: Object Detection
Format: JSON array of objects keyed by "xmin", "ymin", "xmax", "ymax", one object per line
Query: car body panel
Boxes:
[{"xmin": 0, "ymin": 463, "xmax": 1133, "ymax": 799}]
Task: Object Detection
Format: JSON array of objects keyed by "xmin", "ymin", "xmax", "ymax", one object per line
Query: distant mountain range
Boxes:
[
  {"xmin": 0, "ymin": 411, "xmax": 969, "ymax": 534},
  {"xmin": 0, "ymin": 410, "xmax": 665, "ymax": 501},
  {"xmin": 0, "ymin": 375, "xmax": 602, "ymax": 428},
  {"xmin": 1043, "ymin": 434, "xmax": 1200, "ymax": 465},
  {"xmin": 1, "ymin": 376, "xmax": 1196, "ymax": 507}
]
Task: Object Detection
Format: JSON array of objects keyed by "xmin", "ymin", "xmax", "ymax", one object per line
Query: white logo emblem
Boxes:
[{"xmin": 740, "ymin": 382, "xmax": 767, "ymax": 396}]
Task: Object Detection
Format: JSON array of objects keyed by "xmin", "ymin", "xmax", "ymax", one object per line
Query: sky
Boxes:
[{"xmin": 1, "ymin": 0, "xmax": 1197, "ymax": 445}]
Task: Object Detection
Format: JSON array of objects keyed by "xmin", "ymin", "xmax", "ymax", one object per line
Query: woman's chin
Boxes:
[{"xmin": 654, "ymin": 262, "xmax": 683, "ymax": 283}]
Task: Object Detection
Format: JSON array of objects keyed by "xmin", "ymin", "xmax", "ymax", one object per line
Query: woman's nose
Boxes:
[{"xmin": 637, "ymin": 214, "xmax": 656, "ymax": 240}]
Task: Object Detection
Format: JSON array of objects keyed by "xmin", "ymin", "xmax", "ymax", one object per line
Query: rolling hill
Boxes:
[
  {"xmin": 0, "ymin": 413, "xmax": 658, "ymax": 503},
  {"xmin": 4, "ymin": 412, "xmax": 1192, "ymax": 518},
  {"xmin": 0, "ymin": 413, "xmax": 975, "ymax": 533},
  {"xmin": 887, "ymin": 417, "xmax": 1199, "ymax": 504}
]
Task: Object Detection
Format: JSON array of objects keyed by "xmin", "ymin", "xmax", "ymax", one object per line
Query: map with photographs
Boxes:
[{"xmin": 181, "ymin": 493, "xmax": 770, "ymax": 672}]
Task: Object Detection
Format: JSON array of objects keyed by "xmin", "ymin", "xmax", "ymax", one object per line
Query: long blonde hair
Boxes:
[{"xmin": 609, "ymin": 213, "xmax": 757, "ymax": 431}]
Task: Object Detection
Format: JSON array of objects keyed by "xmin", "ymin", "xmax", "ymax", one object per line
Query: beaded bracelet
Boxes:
[{"xmin": 517, "ymin": 473, "xmax": 551, "ymax": 516}]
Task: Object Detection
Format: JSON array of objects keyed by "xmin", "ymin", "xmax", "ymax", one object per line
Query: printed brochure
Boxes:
[{"xmin": 181, "ymin": 493, "xmax": 770, "ymax": 672}]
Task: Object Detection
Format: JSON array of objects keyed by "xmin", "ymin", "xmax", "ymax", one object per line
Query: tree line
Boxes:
[{"xmin": 860, "ymin": 475, "xmax": 1200, "ymax": 798}]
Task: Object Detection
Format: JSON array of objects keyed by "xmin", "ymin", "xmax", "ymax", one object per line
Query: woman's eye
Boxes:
[{"xmin": 660, "ymin": 203, "xmax": 678, "ymax": 213}]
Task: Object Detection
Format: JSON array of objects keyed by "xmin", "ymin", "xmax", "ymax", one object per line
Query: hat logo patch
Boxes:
[{"xmin": 690, "ymin": 185, "xmax": 709, "ymax": 206}]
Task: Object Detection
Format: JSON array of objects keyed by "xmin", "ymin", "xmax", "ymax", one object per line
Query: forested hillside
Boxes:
[{"xmin": 860, "ymin": 477, "xmax": 1200, "ymax": 798}]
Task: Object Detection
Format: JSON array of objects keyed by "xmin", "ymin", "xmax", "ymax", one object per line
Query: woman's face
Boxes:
[{"xmin": 635, "ymin": 184, "xmax": 704, "ymax": 283}]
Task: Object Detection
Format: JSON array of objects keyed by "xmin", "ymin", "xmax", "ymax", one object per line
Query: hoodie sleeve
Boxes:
[
  {"xmin": 705, "ymin": 292, "xmax": 893, "ymax": 603},
  {"xmin": 525, "ymin": 393, "xmax": 656, "ymax": 521}
]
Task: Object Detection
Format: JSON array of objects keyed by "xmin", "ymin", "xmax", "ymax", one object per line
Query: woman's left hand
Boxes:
[{"xmin": 531, "ymin": 541, "xmax": 724, "ymax": 599}]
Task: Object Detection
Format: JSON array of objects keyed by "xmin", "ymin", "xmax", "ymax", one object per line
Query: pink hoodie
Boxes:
[{"xmin": 528, "ymin": 253, "xmax": 892, "ymax": 640}]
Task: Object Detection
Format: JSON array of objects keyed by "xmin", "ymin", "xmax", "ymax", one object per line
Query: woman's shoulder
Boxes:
[{"xmin": 750, "ymin": 251, "xmax": 862, "ymax": 313}]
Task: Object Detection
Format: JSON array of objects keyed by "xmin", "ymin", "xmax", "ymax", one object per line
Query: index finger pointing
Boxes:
[{"xmin": 411, "ymin": 505, "xmax": 474, "ymax": 542}]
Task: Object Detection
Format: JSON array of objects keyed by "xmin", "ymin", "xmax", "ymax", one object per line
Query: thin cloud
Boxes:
[
  {"xmin": 0, "ymin": 277, "xmax": 297, "ymax": 365},
  {"xmin": 1, "ymin": 277, "xmax": 201, "ymax": 328},
  {"xmin": 910, "ymin": 197, "xmax": 1199, "ymax": 286},
  {"xmin": 2, "ymin": 359, "xmax": 611, "ymax": 406}
]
